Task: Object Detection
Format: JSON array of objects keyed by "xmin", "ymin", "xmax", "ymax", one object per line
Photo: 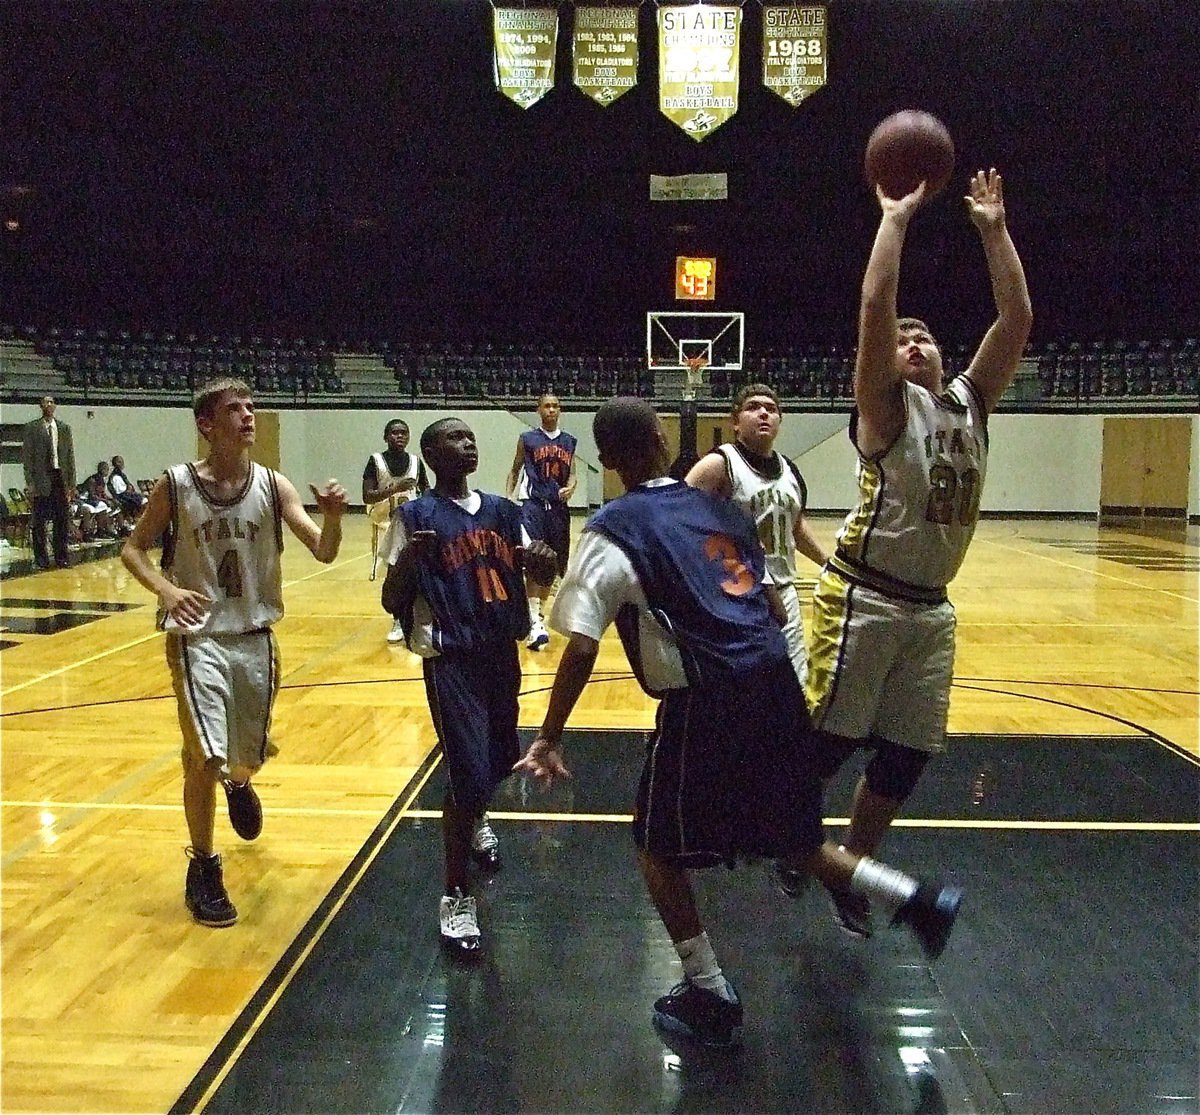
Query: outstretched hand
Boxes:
[
  {"xmin": 310, "ymin": 480, "xmax": 348, "ymax": 517},
  {"xmin": 877, "ymin": 180, "xmax": 927, "ymax": 224},
  {"xmin": 964, "ymin": 167, "xmax": 1007, "ymax": 232},
  {"xmin": 513, "ymin": 736, "xmax": 572, "ymax": 788}
]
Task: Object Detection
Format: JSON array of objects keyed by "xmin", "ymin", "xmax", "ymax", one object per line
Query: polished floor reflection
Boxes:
[{"xmin": 190, "ymin": 730, "xmax": 1198, "ymax": 1115}]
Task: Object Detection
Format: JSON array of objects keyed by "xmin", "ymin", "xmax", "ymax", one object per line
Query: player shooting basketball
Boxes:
[{"xmin": 783, "ymin": 167, "xmax": 1033, "ymax": 936}]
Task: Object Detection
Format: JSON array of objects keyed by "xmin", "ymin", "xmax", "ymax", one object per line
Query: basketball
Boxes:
[{"xmin": 864, "ymin": 110, "xmax": 955, "ymax": 200}]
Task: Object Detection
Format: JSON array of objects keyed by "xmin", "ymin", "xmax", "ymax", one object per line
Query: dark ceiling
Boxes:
[{"xmin": 2, "ymin": 1, "xmax": 1195, "ymax": 347}]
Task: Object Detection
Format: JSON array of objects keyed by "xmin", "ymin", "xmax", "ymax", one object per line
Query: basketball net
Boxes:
[{"xmin": 682, "ymin": 355, "xmax": 708, "ymax": 402}]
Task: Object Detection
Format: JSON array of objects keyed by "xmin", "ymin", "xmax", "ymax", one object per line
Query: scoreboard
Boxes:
[{"xmin": 675, "ymin": 256, "xmax": 717, "ymax": 301}]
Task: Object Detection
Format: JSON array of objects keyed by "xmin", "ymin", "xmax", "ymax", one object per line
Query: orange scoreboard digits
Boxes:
[{"xmin": 675, "ymin": 256, "xmax": 717, "ymax": 301}]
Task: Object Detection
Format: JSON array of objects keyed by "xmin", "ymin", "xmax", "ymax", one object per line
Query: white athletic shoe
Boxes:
[
  {"xmin": 526, "ymin": 618, "xmax": 550, "ymax": 651},
  {"xmin": 439, "ymin": 889, "xmax": 481, "ymax": 958},
  {"xmin": 470, "ymin": 814, "xmax": 501, "ymax": 871},
  {"xmin": 386, "ymin": 618, "xmax": 405, "ymax": 645}
]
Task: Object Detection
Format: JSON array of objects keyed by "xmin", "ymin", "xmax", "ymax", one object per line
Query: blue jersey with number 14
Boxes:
[{"xmin": 520, "ymin": 428, "xmax": 576, "ymax": 503}]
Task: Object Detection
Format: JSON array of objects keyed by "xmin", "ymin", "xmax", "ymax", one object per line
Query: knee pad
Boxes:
[
  {"xmin": 864, "ymin": 737, "xmax": 930, "ymax": 801},
  {"xmin": 808, "ymin": 730, "xmax": 861, "ymax": 782}
]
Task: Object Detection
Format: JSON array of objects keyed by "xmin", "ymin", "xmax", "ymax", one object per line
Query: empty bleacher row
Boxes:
[
  {"xmin": 23, "ymin": 326, "xmax": 343, "ymax": 398},
  {"xmin": 1037, "ymin": 339, "xmax": 1198, "ymax": 401},
  {"xmin": 2, "ymin": 325, "xmax": 1196, "ymax": 408}
]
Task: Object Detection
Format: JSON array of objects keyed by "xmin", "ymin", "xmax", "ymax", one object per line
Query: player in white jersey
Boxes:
[
  {"xmin": 363, "ymin": 417, "xmax": 429, "ymax": 636},
  {"xmin": 784, "ymin": 169, "xmax": 1032, "ymax": 937},
  {"xmin": 685, "ymin": 383, "xmax": 828, "ymax": 685},
  {"xmin": 122, "ymin": 378, "xmax": 347, "ymax": 928}
]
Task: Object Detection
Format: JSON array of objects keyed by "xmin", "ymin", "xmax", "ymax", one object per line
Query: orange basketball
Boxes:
[{"xmin": 864, "ymin": 110, "xmax": 955, "ymax": 200}]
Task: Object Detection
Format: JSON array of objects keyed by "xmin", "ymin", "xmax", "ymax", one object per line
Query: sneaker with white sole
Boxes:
[
  {"xmin": 526, "ymin": 618, "xmax": 550, "ymax": 651},
  {"xmin": 470, "ymin": 814, "xmax": 501, "ymax": 872},
  {"xmin": 387, "ymin": 618, "xmax": 405, "ymax": 645},
  {"xmin": 439, "ymin": 888, "xmax": 482, "ymax": 958}
]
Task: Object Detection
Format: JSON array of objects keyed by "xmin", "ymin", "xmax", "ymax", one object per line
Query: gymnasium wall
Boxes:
[{"xmin": 2, "ymin": 405, "xmax": 1196, "ymax": 519}]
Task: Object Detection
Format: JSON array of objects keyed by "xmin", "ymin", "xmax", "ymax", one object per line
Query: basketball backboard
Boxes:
[{"xmin": 646, "ymin": 310, "xmax": 744, "ymax": 401}]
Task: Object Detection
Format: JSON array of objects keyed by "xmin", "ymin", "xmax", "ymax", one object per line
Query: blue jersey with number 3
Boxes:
[{"xmin": 588, "ymin": 482, "xmax": 787, "ymax": 688}]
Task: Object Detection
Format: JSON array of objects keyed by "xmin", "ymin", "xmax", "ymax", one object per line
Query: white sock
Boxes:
[
  {"xmin": 849, "ymin": 856, "xmax": 917, "ymax": 915},
  {"xmin": 528, "ymin": 597, "xmax": 542, "ymax": 623},
  {"xmin": 675, "ymin": 932, "xmax": 734, "ymax": 1000}
]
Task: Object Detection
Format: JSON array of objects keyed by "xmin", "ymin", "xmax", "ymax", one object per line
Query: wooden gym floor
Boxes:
[{"xmin": 1, "ymin": 514, "xmax": 1196, "ymax": 1114}]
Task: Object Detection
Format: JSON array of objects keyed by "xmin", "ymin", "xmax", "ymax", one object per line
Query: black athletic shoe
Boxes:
[
  {"xmin": 223, "ymin": 779, "xmax": 263, "ymax": 841},
  {"xmin": 894, "ymin": 881, "xmax": 962, "ymax": 960},
  {"xmin": 652, "ymin": 979, "xmax": 743, "ymax": 1049},
  {"xmin": 773, "ymin": 860, "xmax": 809, "ymax": 898},
  {"xmin": 184, "ymin": 848, "xmax": 238, "ymax": 928}
]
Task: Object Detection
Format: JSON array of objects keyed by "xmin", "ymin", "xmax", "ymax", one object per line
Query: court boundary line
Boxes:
[{"xmin": 170, "ymin": 746, "xmax": 446, "ymax": 1115}]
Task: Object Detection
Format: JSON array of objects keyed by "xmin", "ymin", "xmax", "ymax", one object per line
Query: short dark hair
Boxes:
[
  {"xmin": 593, "ymin": 397, "xmax": 660, "ymax": 469},
  {"xmin": 384, "ymin": 418, "xmax": 409, "ymax": 438},
  {"xmin": 731, "ymin": 383, "xmax": 780, "ymax": 414},
  {"xmin": 193, "ymin": 377, "xmax": 252, "ymax": 419},
  {"xmin": 897, "ymin": 317, "xmax": 940, "ymax": 352},
  {"xmin": 419, "ymin": 417, "xmax": 461, "ymax": 456}
]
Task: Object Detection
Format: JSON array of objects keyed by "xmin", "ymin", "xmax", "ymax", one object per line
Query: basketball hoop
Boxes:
[{"xmin": 682, "ymin": 355, "xmax": 708, "ymax": 402}]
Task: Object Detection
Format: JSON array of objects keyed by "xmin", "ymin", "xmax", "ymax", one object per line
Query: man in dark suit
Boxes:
[{"xmin": 21, "ymin": 395, "xmax": 76, "ymax": 568}]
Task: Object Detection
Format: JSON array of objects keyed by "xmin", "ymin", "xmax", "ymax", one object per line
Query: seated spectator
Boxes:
[
  {"xmin": 77, "ymin": 466, "xmax": 118, "ymax": 539},
  {"xmin": 107, "ymin": 454, "xmax": 147, "ymax": 520}
]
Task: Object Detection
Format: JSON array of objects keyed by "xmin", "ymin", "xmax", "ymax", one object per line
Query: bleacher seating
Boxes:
[{"xmin": 3, "ymin": 325, "xmax": 1196, "ymax": 410}]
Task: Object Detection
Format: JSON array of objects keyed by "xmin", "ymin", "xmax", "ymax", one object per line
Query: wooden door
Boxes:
[{"xmin": 1101, "ymin": 416, "xmax": 1191, "ymax": 520}]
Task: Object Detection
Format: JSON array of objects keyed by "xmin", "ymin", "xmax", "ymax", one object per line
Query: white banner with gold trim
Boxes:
[
  {"xmin": 573, "ymin": 7, "xmax": 638, "ymax": 106},
  {"xmin": 493, "ymin": 8, "xmax": 558, "ymax": 109},
  {"xmin": 658, "ymin": 4, "xmax": 742, "ymax": 141},
  {"xmin": 649, "ymin": 173, "xmax": 729, "ymax": 201},
  {"xmin": 762, "ymin": 5, "xmax": 827, "ymax": 107}
]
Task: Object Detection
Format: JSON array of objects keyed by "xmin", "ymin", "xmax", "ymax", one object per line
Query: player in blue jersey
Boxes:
[
  {"xmin": 515, "ymin": 397, "xmax": 965, "ymax": 1049},
  {"xmin": 506, "ymin": 393, "xmax": 577, "ymax": 650},
  {"xmin": 382, "ymin": 418, "xmax": 555, "ymax": 959}
]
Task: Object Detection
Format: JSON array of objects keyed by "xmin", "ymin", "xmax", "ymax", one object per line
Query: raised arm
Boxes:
[
  {"xmin": 276, "ymin": 473, "xmax": 346, "ymax": 563},
  {"xmin": 962, "ymin": 169, "xmax": 1034, "ymax": 414},
  {"xmin": 854, "ymin": 182, "xmax": 928, "ymax": 454}
]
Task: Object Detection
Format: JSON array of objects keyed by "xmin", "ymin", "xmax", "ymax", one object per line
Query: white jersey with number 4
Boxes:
[
  {"xmin": 161, "ymin": 461, "xmax": 285, "ymax": 634},
  {"xmin": 837, "ymin": 375, "xmax": 987, "ymax": 591}
]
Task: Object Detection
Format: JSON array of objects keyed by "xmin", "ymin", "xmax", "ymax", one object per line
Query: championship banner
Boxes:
[
  {"xmin": 658, "ymin": 4, "xmax": 742, "ymax": 140},
  {"xmin": 493, "ymin": 8, "xmax": 558, "ymax": 109},
  {"xmin": 573, "ymin": 7, "xmax": 638, "ymax": 106},
  {"xmin": 762, "ymin": 5, "xmax": 827, "ymax": 107}
]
